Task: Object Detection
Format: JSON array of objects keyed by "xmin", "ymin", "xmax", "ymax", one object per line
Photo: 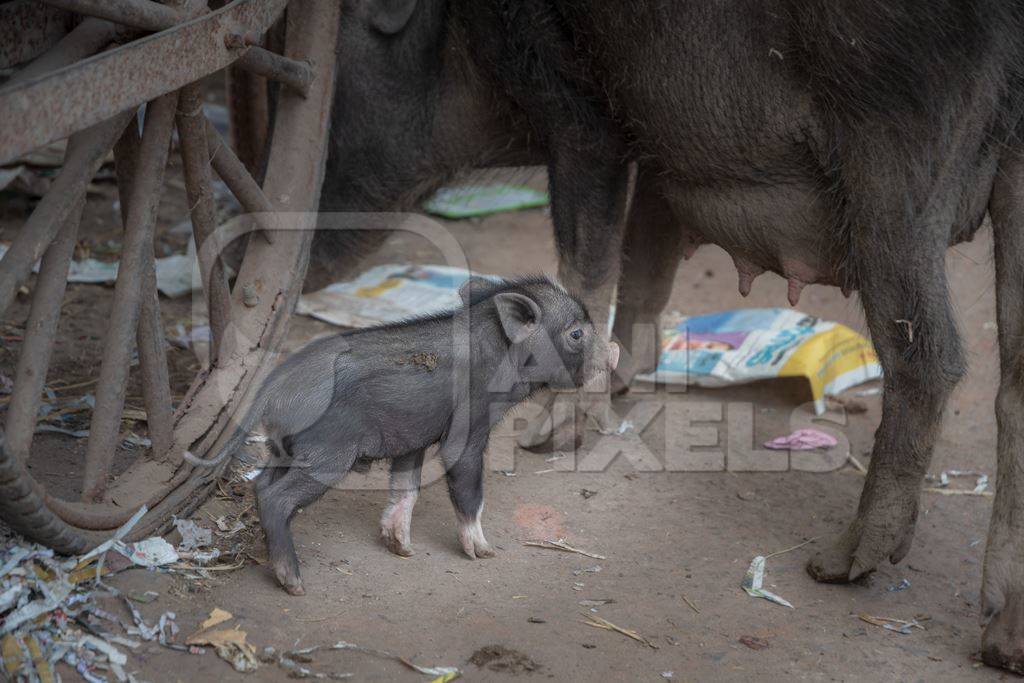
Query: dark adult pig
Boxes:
[
  {"xmin": 309, "ymin": 0, "xmax": 1024, "ymax": 670},
  {"xmin": 216, "ymin": 276, "xmax": 616, "ymax": 594}
]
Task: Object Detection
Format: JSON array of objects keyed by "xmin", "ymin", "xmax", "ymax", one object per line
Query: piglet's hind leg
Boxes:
[
  {"xmin": 381, "ymin": 449, "xmax": 425, "ymax": 557},
  {"xmin": 257, "ymin": 439, "xmax": 355, "ymax": 595}
]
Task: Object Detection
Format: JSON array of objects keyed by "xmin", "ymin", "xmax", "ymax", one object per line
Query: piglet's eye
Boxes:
[{"xmin": 569, "ymin": 328, "xmax": 583, "ymax": 341}]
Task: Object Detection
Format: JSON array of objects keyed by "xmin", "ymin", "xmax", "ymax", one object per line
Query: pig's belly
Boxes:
[{"xmin": 664, "ymin": 180, "xmax": 844, "ymax": 304}]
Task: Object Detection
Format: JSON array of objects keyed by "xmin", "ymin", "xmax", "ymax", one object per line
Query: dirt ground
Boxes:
[{"xmin": 0, "ymin": 162, "xmax": 1012, "ymax": 681}]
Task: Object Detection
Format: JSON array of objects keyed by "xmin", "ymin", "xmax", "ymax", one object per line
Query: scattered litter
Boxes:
[
  {"xmin": 739, "ymin": 635, "xmax": 770, "ymax": 651},
  {"xmin": 681, "ymin": 593, "xmax": 700, "ymax": 614},
  {"xmin": 855, "ymin": 386, "xmax": 882, "ymax": 397},
  {"xmin": 174, "ymin": 518, "xmax": 213, "ymax": 552},
  {"xmin": 858, "ymin": 613, "xmax": 925, "ymax": 635},
  {"xmin": 117, "ymin": 537, "xmax": 179, "ymax": 568},
  {"xmin": 572, "ymin": 565, "xmax": 602, "ymax": 576},
  {"xmin": 661, "ymin": 672, "xmax": 674, "ymax": 679},
  {"xmin": 34, "ymin": 424, "xmax": 90, "ymax": 439},
  {"xmin": 635, "ymin": 308, "xmax": 882, "ymax": 415},
  {"xmin": 199, "ymin": 608, "xmax": 233, "ymax": 631},
  {"xmin": 887, "ymin": 579, "xmax": 911, "ymax": 593},
  {"xmin": 121, "ymin": 432, "xmax": 151, "ymax": 449},
  {"xmin": 527, "ymin": 616, "xmax": 546, "ymax": 624},
  {"xmin": 572, "ymin": 582, "xmax": 585, "ymax": 591},
  {"xmin": 924, "ymin": 470, "xmax": 992, "ymax": 497},
  {"xmin": 533, "ymin": 469, "xmax": 557, "ymax": 475},
  {"xmin": 847, "ymin": 454, "xmax": 869, "ymax": 475},
  {"xmin": 763, "ymin": 428, "xmax": 838, "ymax": 451},
  {"xmin": 168, "ymin": 323, "xmax": 212, "ymax": 350},
  {"xmin": 578, "ymin": 599, "xmax": 615, "ymax": 607},
  {"xmin": 616, "ymin": 420, "xmax": 634, "ymax": 435},
  {"xmin": 499, "ymin": 470, "xmax": 518, "ymax": 477},
  {"xmin": 0, "ymin": 243, "xmax": 208, "ymax": 298},
  {"xmin": 423, "ymin": 184, "xmax": 549, "ymax": 219},
  {"xmin": 580, "ymin": 614, "xmax": 659, "ymax": 649},
  {"xmin": 187, "ymin": 627, "xmax": 259, "ymax": 673},
  {"xmin": 579, "ymin": 489, "xmax": 598, "ymax": 499},
  {"xmin": 522, "ymin": 538, "xmax": 606, "ymax": 560},
  {"xmin": 213, "ymin": 516, "xmax": 247, "ymax": 537},
  {"xmin": 128, "ymin": 590, "xmax": 159, "ymax": 604},
  {"xmin": 0, "ymin": 506, "xmax": 188, "ymax": 682},
  {"xmin": 280, "ymin": 640, "xmax": 459, "ymax": 680},
  {"xmin": 923, "ymin": 488, "xmax": 994, "ymax": 497},
  {"xmin": 298, "ymin": 264, "xmax": 501, "ymax": 328},
  {"xmin": 741, "ymin": 556, "xmax": 794, "ymax": 609}
]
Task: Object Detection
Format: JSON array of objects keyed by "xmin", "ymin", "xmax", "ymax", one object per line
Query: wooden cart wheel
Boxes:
[{"xmin": 0, "ymin": 0, "xmax": 339, "ymax": 552}]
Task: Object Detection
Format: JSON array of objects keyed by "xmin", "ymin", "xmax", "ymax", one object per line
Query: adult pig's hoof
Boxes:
[
  {"xmin": 983, "ymin": 593, "xmax": 1024, "ymax": 674},
  {"xmin": 807, "ymin": 519, "xmax": 914, "ymax": 583},
  {"xmin": 518, "ymin": 415, "xmax": 583, "ymax": 454},
  {"xmin": 518, "ymin": 405, "xmax": 582, "ymax": 454},
  {"xmin": 806, "ymin": 538, "xmax": 862, "ymax": 583}
]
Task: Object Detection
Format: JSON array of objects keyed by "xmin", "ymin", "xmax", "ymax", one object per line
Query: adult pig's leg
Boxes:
[
  {"xmin": 517, "ymin": 143, "xmax": 631, "ymax": 450},
  {"xmin": 380, "ymin": 449, "xmax": 425, "ymax": 557},
  {"xmin": 612, "ymin": 168, "xmax": 684, "ymax": 395},
  {"xmin": 980, "ymin": 144, "xmax": 1024, "ymax": 673},
  {"xmin": 807, "ymin": 139, "xmax": 966, "ymax": 582}
]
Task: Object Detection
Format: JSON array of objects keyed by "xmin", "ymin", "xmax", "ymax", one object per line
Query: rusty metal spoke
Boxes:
[
  {"xmin": 37, "ymin": 0, "xmax": 181, "ymax": 33},
  {"xmin": 205, "ymin": 120, "xmax": 278, "ymax": 244},
  {"xmin": 0, "ymin": 0, "xmax": 291, "ymax": 164},
  {"xmin": 236, "ymin": 45, "xmax": 313, "ymax": 98},
  {"xmin": 177, "ymin": 83, "xmax": 231, "ymax": 364},
  {"xmin": 3, "ymin": 197, "xmax": 85, "ymax": 463},
  {"xmin": 7, "ymin": 18, "xmax": 120, "ymax": 88},
  {"xmin": 0, "ymin": 109, "xmax": 134, "ymax": 317},
  {"xmin": 81, "ymin": 92, "xmax": 179, "ymax": 503},
  {"xmin": 112, "ymin": 121, "xmax": 175, "ymax": 461},
  {"xmin": 0, "ymin": 1, "xmax": 76, "ymax": 70}
]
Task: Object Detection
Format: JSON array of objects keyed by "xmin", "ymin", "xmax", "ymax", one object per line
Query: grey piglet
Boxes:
[{"xmin": 207, "ymin": 275, "xmax": 618, "ymax": 595}]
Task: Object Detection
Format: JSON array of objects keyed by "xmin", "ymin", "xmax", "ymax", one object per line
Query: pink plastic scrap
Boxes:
[{"xmin": 763, "ymin": 428, "xmax": 838, "ymax": 451}]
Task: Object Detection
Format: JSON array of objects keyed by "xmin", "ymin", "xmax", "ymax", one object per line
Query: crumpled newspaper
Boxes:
[
  {"xmin": 741, "ymin": 555, "xmax": 794, "ymax": 609},
  {"xmin": 0, "ymin": 506, "xmax": 191, "ymax": 681}
]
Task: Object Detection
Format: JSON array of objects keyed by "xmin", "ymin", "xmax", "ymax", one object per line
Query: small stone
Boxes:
[{"xmin": 739, "ymin": 635, "xmax": 769, "ymax": 651}]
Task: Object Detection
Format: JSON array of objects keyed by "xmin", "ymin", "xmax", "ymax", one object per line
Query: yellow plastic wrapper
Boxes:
[{"xmin": 636, "ymin": 308, "xmax": 881, "ymax": 414}]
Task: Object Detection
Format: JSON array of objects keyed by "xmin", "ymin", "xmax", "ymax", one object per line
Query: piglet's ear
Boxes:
[
  {"xmin": 493, "ymin": 292, "xmax": 542, "ymax": 344},
  {"xmin": 458, "ymin": 276, "xmax": 494, "ymax": 306},
  {"xmin": 370, "ymin": 0, "xmax": 419, "ymax": 35}
]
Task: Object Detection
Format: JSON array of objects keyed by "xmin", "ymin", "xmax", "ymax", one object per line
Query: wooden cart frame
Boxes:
[{"xmin": 0, "ymin": 0, "xmax": 339, "ymax": 551}]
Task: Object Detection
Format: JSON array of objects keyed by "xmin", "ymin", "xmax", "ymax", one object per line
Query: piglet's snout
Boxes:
[{"xmin": 607, "ymin": 342, "xmax": 620, "ymax": 371}]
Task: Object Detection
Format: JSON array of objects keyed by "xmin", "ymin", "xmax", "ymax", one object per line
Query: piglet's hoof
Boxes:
[
  {"xmin": 461, "ymin": 539, "xmax": 496, "ymax": 560},
  {"xmin": 458, "ymin": 519, "xmax": 496, "ymax": 559},
  {"xmin": 982, "ymin": 593, "xmax": 1024, "ymax": 674},
  {"xmin": 381, "ymin": 529, "xmax": 414, "ymax": 557},
  {"xmin": 273, "ymin": 562, "xmax": 305, "ymax": 596}
]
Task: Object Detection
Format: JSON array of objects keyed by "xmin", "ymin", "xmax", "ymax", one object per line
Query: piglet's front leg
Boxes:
[
  {"xmin": 380, "ymin": 449, "xmax": 424, "ymax": 557},
  {"xmin": 440, "ymin": 433, "xmax": 495, "ymax": 559}
]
